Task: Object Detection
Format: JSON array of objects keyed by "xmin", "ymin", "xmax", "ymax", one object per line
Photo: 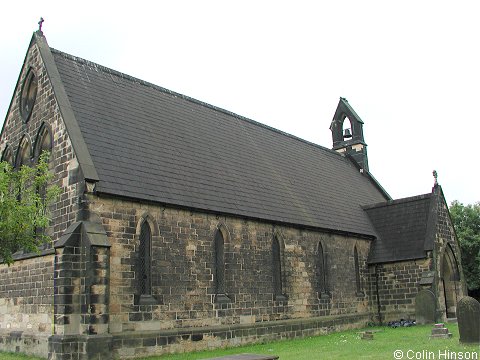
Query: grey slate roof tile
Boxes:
[
  {"xmin": 50, "ymin": 48, "xmax": 389, "ymax": 236},
  {"xmin": 365, "ymin": 193, "xmax": 433, "ymax": 263}
]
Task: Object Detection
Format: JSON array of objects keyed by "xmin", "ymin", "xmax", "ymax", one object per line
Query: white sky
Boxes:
[{"xmin": 1, "ymin": 1, "xmax": 479, "ymax": 205}]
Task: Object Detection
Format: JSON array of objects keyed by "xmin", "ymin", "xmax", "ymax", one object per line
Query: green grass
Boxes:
[
  {"xmin": 0, "ymin": 354, "xmax": 44, "ymax": 360},
  {"xmin": 1, "ymin": 324, "xmax": 478, "ymax": 360},
  {"xmin": 136, "ymin": 324, "xmax": 479, "ymax": 360}
]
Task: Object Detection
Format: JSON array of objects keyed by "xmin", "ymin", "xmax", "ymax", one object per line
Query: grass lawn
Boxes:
[
  {"xmin": 137, "ymin": 323, "xmax": 479, "ymax": 360},
  {"xmin": 1, "ymin": 324, "xmax": 478, "ymax": 360},
  {"xmin": 0, "ymin": 354, "xmax": 45, "ymax": 360}
]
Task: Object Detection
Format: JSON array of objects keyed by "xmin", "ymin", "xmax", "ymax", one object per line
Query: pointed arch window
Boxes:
[
  {"xmin": 33, "ymin": 124, "xmax": 53, "ymax": 206},
  {"xmin": 272, "ymin": 236, "xmax": 287, "ymax": 301},
  {"xmin": 317, "ymin": 242, "xmax": 328, "ymax": 296},
  {"xmin": 1, "ymin": 146, "xmax": 14, "ymax": 166},
  {"xmin": 214, "ymin": 229, "xmax": 225, "ymax": 295},
  {"xmin": 354, "ymin": 246, "xmax": 363, "ymax": 296},
  {"xmin": 213, "ymin": 226, "xmax": 231, "ymax": 303},
  {"xmin": 16, "ymin": 137, "xmax": 32, "ymax": 168},
  {"xmin": 34, "ymin": 123, "xmax": 53, "ymax": 163},
  {"xmin": 20, "ymin": 68, "xmax": 38, "ymax": 123},
  {"xmin": 31, "ymin": 125, "xmax": 54, "ymax": 241},
  {"xmin": 134, "ymin": 216, "xmax": 158, "ymax": 305},
  {"xmin": 138, "ymin": 221, "xmax": 152, "ymax": 296}
]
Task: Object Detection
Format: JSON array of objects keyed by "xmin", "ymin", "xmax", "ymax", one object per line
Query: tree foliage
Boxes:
[
  {"xmin": 0, "ymin": 152, "xmax": 60, "ymax": 265},
  {"xmin": 449, "ymin": 200, "xmax": 480, "ymax": 290}
]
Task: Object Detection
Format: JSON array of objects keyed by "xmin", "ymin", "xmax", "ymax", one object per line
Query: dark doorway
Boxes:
[{"xmin": 442, "ymin": 245, "xmax": 460, "ymax": 318}]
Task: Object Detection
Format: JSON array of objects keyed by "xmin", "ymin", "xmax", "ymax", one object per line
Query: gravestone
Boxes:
[
  {"xmin": 430, "ymin": 323, "xmax": 452, "ymax": 339},
  {"xmin": 415, "ymin": 289, "xmax": 436, "ymax": 324},
  {"xmin": 457, "ymin": 296, "xmax": 480, "ymax": 344},
  {"xmin": 361, "ymin": 331, "xmax": 374, "ymax": 340}
]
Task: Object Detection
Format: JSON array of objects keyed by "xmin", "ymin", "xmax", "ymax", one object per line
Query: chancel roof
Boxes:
[{"xmin": 35, "ymin": 33, "xmax": 392, "ymax": 236}]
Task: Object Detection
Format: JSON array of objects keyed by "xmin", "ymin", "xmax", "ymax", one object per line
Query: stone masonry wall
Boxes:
[
  {"xmin": 112, "ymin": 313, "xmax": 370, "ymax": 358},
  {"xmin": 433, "ymin": 190, "xmax": 466, "ymax": 319},
  {"xmin": 86, "ymin": 194, "xmax": 373, "ymax": 357},
  {"xmin": 0, "ymin": 38, "xmax": 81, "ymax": 246},
  {"xmin": 367, "ymin": 258, "xmax": 431, "ymax": 323},
  {"xmin": 0, "ymin": 37, "xmax": 83, "ymax": 356},
  {"xmin": 0, "ymin": 254, "xmax": 54, "ymax": 357}
]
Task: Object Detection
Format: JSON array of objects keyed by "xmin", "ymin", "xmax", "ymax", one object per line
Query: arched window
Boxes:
[
  {"xmin": 34, "ymin": 124, "xmax": 53, "ymax": 208},
  {"xmin": 354, "ymin": 246, "xmax": 363, "ymax": 295},
  {"xmin": 213, "ymin": 225, "xmax": 231, "ymax": 304},
  {"xmin": 214, "ymin": 229, "xmax": 226, "ymax": 295},
  {"xmin": 20, "ymin": 68, "xmax": 38, "ymax": 123},
  {"xmin": 134, "ymin": 215, "xmax": 158, "ymax": 306},
  {"xmin": 1, "ymin": 146, "xmax": 14, "ymax": 166},
  {"xmin": 317, "ymin": 242, "xmax": 327, "ymax": 295},
  {"xmin": 138, "ymin": 221, "xmax": 152, "ymax": 296},
  {"xmin": 34, "ymin": 123, "xmax": 53, "ymax": 163},
  {"xmin": 272, "ymin": 236, "xmax": 286, "ymax": 300},
  {"xmin": 16, "ymin": 136, "xmax": 32, "ymax": 168}
]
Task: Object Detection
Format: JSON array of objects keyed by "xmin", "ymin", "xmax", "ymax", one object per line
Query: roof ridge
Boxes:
[
  {"xmin": 363, "ymin": 192, "xmax": 432, "ymax": 210},
  {"xmin": 50, "ymin": 48, "xmax": 342, "ymax": 158}
]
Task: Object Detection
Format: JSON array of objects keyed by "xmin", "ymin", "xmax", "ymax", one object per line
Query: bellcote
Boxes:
[{"xmin": 330, "ymin": 97, "xmax": 369, "ymax": 172}]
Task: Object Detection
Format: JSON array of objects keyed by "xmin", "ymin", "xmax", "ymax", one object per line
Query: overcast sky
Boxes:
[{"xmin": 1, "ymin": 1, "xmax": 479, "ymax": 205}]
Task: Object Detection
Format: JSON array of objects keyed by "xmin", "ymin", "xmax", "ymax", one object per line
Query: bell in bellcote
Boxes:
[{"xmin": 343, "ymin": 128, "xmax": 352, "ymax": 139}]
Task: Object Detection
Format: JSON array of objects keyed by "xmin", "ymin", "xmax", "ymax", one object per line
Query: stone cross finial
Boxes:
[
  {"xmin": 38, "ymin": 17, "xmax": 44, "ymax": 32},
  {"xmin": 433, "ymin": 170, "xmax": 438, "ymax": 186}
]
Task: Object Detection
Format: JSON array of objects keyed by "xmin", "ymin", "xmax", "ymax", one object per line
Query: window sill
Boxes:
[
  {"xmin": 134, "ymin": 294, "xmax": 159, "ymax": 306},
  {"xmin": 318, "ymin": 292, "xmax": 330, "ymax": 300},
  {"xmin": 274, "ymin": 294, "xmax": 288, "ymax": 302},
  {"xmin": 215, "ymin": 294, "xmax": 231, "ymax": 304}
]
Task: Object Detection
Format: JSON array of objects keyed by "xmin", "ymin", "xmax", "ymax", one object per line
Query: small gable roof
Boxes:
[
  {"xmin": 365, "ymin": 193, "xmax": 436, "ymax": 264},
  {"xmin": 33, "ymin": 33, "xmax": 391, "ymax": 236},
  {"xmin": 331, "ymin": 97, "xmax": 364, "ymax": 127}
]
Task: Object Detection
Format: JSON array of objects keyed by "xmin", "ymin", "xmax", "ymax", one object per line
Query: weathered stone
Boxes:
[
  {"xmin": 430, "ymin": 323, "xmax": 452, "ymax": 339},
  {"xmin": 0, "ymin": 30, "xmax": 468, "ymax": 360},
  {"xmin": 457, "ymin": 296, "xmax": 480, "ymax": 344},
  {"xmin": 361, "ymin": 331, "xmax": 374, "ymax": 340},
  {"xmin": 415, "ymin": 289, "xmax": 436, "ymax": 324}
]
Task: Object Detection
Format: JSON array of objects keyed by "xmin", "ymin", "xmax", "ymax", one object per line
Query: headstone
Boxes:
[
  {"xmin": 430, "ymin": 323, "xmax": 452, "ymax": 339},
  {"xmin": 457, "ymin": 296, "xmax": 480, "ymax": 344},
  {"xmin": 415, "ymin": 289, "xmax": 436, "ymax": 324}
]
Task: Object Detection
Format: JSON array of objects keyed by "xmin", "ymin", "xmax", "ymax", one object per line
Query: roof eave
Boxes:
[
  {"xmin": 94, "ymin": 189, "xmax": 378, "ymax": 240},
  {"xmin": 368, "ymin": 253, "xmax": 428, "ymax": 265}
]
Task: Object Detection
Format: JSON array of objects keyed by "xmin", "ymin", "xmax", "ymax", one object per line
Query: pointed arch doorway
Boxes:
[{"xmin": 441, "ymin": 244, "xmax": 461, "ymax": 319}]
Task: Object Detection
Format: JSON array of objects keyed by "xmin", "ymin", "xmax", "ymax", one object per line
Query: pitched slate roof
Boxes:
[
  {"xmin": 365, "ymin": 193, "xmax": 436, "ymax": 263},
  {"xmin": 42, "ymin": 36, "xmax": 390, "ymax": 236}
]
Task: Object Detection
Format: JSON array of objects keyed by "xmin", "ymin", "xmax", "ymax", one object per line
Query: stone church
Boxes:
[{"xmin": 0, "ymin": 31, "xmax": 466, "ymax": 359}]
